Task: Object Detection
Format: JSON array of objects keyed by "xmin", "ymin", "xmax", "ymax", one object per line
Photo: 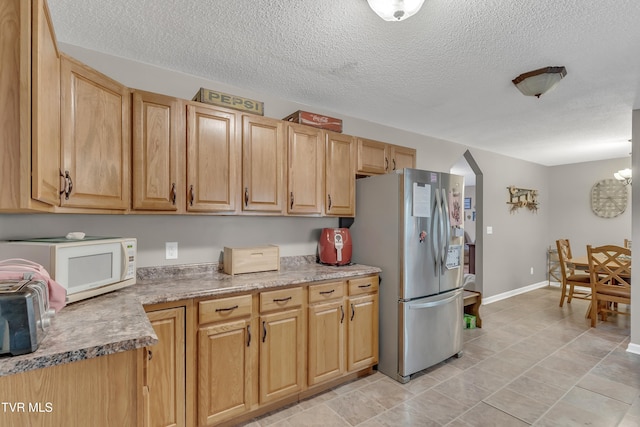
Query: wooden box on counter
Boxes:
[
  {"xmin": 223, "ymin": 245, "xmax": 280, "ymax": 275},
  {"xmin": 283, "ymin": 110, "xmax": 343, "ymax": 132}
]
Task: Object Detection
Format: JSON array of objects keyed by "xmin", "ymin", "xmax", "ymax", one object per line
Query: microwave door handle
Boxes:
[{"xmin": 120, "ymin": 241, "xmax": 128, "ymax": 281}]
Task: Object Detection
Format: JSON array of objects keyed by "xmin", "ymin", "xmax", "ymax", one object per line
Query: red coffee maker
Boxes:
[{"xmin": 318, "ymin": 228, "xmax": 352, "ymax": 266}]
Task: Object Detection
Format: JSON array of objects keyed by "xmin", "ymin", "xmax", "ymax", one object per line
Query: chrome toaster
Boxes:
[{"xmin": 0, "ymin": 278, "xmax": 55, "ymax": 355}]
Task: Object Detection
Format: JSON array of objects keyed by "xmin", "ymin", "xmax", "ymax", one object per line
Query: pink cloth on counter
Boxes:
[{"xmin": 0, "ymin": 258, "xmax": 67, "ymax": 312}]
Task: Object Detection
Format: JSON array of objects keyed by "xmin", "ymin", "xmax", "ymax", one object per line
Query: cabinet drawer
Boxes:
[
  {"xmin": 260, "ymin": 287, "xmax": 303, "ymax": 312},
  {"xmin": 199, "ymin": 294, "xmax": 252, "ymax": 324},
  {"xmin": 308, "ymin": 281, "xmax": 345, "ymax": 304},
  {"xmin": 348, "ymin": 276, "xmax": 379, "ymax": 296}
]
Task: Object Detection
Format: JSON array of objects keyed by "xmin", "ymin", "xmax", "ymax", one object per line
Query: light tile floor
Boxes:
[{"xmin": 240, "ymin": 286, "xmax": 640, "ymax": 426}]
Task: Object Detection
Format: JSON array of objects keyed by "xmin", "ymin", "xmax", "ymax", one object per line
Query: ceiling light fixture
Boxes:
[
  {"xmin": 512, "ymin": 66, "xmax": 567, "ymax": 98},
  {"xmin": 614, "ymin": 168, "xmax": 632, "ymax": 186},
  {"xmin": 367, "ymin": 0, "xmax": 425, "ymax": 21}
]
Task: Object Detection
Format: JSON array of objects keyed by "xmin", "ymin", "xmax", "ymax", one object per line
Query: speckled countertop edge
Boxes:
[{"xmin": 0, "ymin": 257, "xmax": 380, "ymax": 377}]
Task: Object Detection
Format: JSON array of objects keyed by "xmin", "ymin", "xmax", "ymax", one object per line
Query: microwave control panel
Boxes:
[{"xmin": 124, "ymin": 239, "xmax": 137, "ymax": 280}]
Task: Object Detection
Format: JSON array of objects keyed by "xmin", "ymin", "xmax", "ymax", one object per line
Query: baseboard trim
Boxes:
[
  {"xmin": 483, "ymin": 281, "xmax": 550, "ymax": 305},
  {"xmin": 627, "ymin": 342, "xmax": 640, "ymax": 355}
]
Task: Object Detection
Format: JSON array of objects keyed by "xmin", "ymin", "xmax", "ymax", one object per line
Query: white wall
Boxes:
[{"xmin": 548, "ymin": 157, "xmax": 632, "ymax": 254}]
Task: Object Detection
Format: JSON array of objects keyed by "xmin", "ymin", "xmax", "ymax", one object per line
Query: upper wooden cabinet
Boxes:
[
  {"xmin": 132, "ymin": 90, "xmax": 184, "ymax": 212},
  {"xmin": 356, "ymin": 137, "xmax": 416, "ymax": 175},
  {"xmin": 325, "ymin": 131, "xmax": 356, "ymax": 217},
  {"xmin": 242, "ymin": 115, "xmax": 285, "ymax": 214},
  {"xmin": 389, "ymin": 144, "xmax": 416, "ymax": 172},
  {"xmin": 286, "ymin": 123, "xmax": 323, "ymax": 215},
  {"xmin": 60, "ymin": 54, "xmax": 130, "ymax": 210},
  {"xmin": 186, "ymin": 103, "xmax": 240, "ymax": 213},
  {"xmin": 1, "ymin": 0, "xmax": 59, "ymax": 211}
]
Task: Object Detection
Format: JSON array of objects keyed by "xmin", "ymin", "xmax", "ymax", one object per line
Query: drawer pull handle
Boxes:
[
  {"xmin": 215, "ymin": 305, "xmax": 239, "ymax": 312},
  {"xmin": 245, "ymin": 187, "xmax": 249, "ymax": 207},
  {"xmin": 189, "ymin": 185, "xmax": 195, "ymax": 206},
  {"xmin": 262, "ymin": 321, "xmax": 267, "ymax": 343},
  {"xmin": 340, "ymin": 305, "xmax": 345, "ymax": 323},
  {"xmin": 273, "ymin": 296, "xmax": 292, "ymax": 303},
  {"xmin": 147, "ymin": 349, "xmax": 153, "ymax": 361},
  {"xmin": 358, "ymin": 284, "xmax": 372, "ymax": 289},
  {"xmin": 247, "ymin": 325, "xmax": 251, "ymax": 347},
  {"xmin": 351, "ymin": 303, "xmax": 355, "ymax": 321},
  {"xmin": 170, "ymin": 182, "xmax": 176, "ymax": 205},
  {"xmin": 319, "ymin": 289, "xmax": 335, "ymax": 295}
]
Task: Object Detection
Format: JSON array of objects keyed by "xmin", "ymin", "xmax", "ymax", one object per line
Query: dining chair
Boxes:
[
  {"xmin": 587, "ymin": 244, "xmax": 631, "ymax": 328},
  {"xmin": 624, "ymin": 239, "xmax": 632, "ymax": 250},
  {"xmin": 556, "ymin": 239, "xmax": 591, "ymax": 307}
]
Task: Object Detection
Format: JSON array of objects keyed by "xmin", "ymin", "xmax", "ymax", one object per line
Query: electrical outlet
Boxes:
[
  {"xmin": 166, "ymin": 242, "xmax": 178, "ymax": 260},
  {"xmin": 530, "ymin": 267, "xmax": 534, "ymax": 275},
  {"xmin": 486, "ymin": 226, "xmax": 493, "ymax": 235}
]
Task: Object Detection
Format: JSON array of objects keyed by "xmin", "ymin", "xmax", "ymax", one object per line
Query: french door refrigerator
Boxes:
[{"xmin": 350, "ymin": 168, "xmax": 465, "ymax": 383}]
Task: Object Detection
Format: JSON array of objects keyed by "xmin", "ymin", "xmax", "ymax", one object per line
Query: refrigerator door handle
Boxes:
[
  {"xmin": 437, "ymin": 187, "xmax": 446, "ymax": 272},
  {"xmin": 408, "ymin": 292, "xmax": 460, "ymax": 309},
  {"xmin": 441, "ymin": 188, "xmax": 451, "ymax": 274},
  {"xmin": 431, "ymin": 190, "xmax": 440, "ymax": 270}
]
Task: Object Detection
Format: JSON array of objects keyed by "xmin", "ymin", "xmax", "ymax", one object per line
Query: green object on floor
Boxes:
[{"xmin": 463, "ymin": 313, "xmax": 476, "ymax": 329}]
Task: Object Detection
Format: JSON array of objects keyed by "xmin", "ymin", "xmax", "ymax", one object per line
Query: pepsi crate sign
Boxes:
[{"xmin": 193, "ymin": 88, "xmax": 264, "ymax": 115}]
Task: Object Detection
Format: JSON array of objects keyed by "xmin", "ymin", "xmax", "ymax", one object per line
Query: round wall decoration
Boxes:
[{"xmin": 590, "ymin": 179, "xmax": 628, "ymax": 218}]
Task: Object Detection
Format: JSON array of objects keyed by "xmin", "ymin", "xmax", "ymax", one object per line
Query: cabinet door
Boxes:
[
  {"xmin": 356, "ymin": 138, "xmax": 388, "ymax": 175},
  {"xmin": 146, "ymin": 307, "xmax": 186, "ymax": 427},
  {"xmin": 132, "ymin": 91, "xmax": 183, "ymax": 211},
  {"xmin": 259, "ymin": 308, "xmax": 304, "ymax": 404},
  {"xmin": 242, "ymin": 115, "xmax": 285, "ymax": 213},
  {"xmin": 198, "ymin": 319, "xmax": 252, "ymax": 425},
  {"xmin": 390, "ymin": 145, "xmax": 416, "ymax": 172},
  {"xmin": 186, "ymin": 103, "xmax": 239, "ymax": 212},
  {"xmin": 325, "ymin": 132, "xmax": 355, "ymax": 216},
  {"xmin": 347, "ymin": 293, "xmax": 379, "ymax": 372},
  {"xmin": 60, "ymin": 54, "xmax": 130, "ymax": 210},
  {"xmin": 308, "ymin": 300, "xmax": 345, "ymax": 385},
  {"xmin": 287, "ymin": 123, "xmax": 323, "ymax": 215},
  {"xmin": 31, "ymin": 0, "xmax": 60, "ymax": 206}
]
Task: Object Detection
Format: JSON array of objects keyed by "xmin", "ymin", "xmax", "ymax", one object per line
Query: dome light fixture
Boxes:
[
  {"xmin": 512, "ymin": 66, "xmax": 567, "ymax": 98},
  {"xmin": 367, "ymin": 0, "xmax": 425, "ymax": 21}
]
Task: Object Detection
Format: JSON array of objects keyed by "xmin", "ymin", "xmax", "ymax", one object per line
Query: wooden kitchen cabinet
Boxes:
[
  {"xmin": 242, "ymin": 115, "xmax": 285, "ymax": 214},
  {"xmin": 197, "ymin": 294, "xmax": 254, "ymax": 425},
  {"xmin": 132, "ymin": 90, "xmax": 184, "ymax": 212},
  {"xmin": 259, "ymin": 287, "xmax": 304, "ymax": 404},
  {"xmin": 286, "ymin": 123, "xmax": 323, "ymax": 215},
  {"xmin": 307, "ymin": 281, "xmax": 346, "ymax": 386},
  {"xmin": 186, "ymin": 102, "xmax": 240, "ymax": 212},
  {"xmin": 1, "ymin": 0, "xmax": 59, "ymax": 211},
  {"xmin": 347, "ymin": 276, "xmax": 379, "ymax": 372},
  {"xmin": 144, "ymin": 306, "xmax": 186, "ymax": 427},
  {"xmin": 59, "ymin": 54, "xmax": 130, "ymax": 210},
  {"xmin": 325, "ymin": 131, "xmax": 356, "ymax": 216},
  {"xmin": 0, "ymin": 350, "xmax": 140, "ymax": 427},
  {"xmin": 356, "ymin": 137, "xmax": 416, "ymax": 175}
]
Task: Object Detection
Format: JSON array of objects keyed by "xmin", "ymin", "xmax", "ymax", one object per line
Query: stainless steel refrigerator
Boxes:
[{"xmin": 350, "ymin": 168, "xmax": 465, "ymax": 383}]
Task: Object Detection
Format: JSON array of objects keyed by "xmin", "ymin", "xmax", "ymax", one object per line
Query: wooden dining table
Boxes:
[{"xmin": 567, "ymin": 254, "xmax": 631, "ymax": 271}]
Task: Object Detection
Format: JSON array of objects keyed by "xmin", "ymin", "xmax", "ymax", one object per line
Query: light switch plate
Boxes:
[
  {"xmin": 486, "ymin": 226, "xmax": 493, "ymax": 235},
  {"xmin": 166, "ymin": 242, "xmax": 178, "ymax": 259}
]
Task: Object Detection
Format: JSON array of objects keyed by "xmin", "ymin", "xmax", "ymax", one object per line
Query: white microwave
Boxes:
[{"xmin": 0, "ymin": 237, "xmax": 136, "ymax": 303}]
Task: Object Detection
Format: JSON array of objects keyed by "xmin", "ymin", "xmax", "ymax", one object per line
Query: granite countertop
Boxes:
[{"xmin": 0, "ymin": 257, "xmax": 380, "ymax": 377}]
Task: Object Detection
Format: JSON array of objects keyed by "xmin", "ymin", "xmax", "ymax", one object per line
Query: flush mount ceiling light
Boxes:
[
  {"xmin": 367, "ymin": 0, "xmax": 425, "ymax": 21},
  {"xmin": 512, "ymin": 66, "xmax": 567, "ymax": 98},
  {"xmin": 614, "ymin": 168, "xmax": 632, "ymax": 186}
]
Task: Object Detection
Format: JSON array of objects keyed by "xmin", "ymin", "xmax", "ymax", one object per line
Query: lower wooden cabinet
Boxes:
[
  {"xmin": 347, "ymin": 276, "xmax": 379, "ymax": 372},
  {"xmin": 144, "ymin": 303, "xmax": 187, "ymax": 427},
  {"xmin": 198, "ymin": 318, "xmax": 252, "ymax": 425}
]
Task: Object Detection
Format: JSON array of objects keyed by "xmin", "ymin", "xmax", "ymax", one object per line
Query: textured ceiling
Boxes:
[{"xmin": 47, "ymin": 0, "xmax": 640, "ymax": 166}]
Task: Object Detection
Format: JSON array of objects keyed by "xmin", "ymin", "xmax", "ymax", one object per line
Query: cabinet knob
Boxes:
[
  {"xmin": 245, "ymin": 187, "xmax": 249, "ymax": 207},
  {"xmin": 328, "ymin": 194, "xmax": 332, "ymax": 210},
  {"xmin": 170, "ymin": 183, "xmax": 176, "ymax": 205},
  {"xmin": 189, "ymin": 185, "xmax": 194, "ymax": 206},
  {"xmin": 59, "ymin": 170, "xmax": 73, "ymax": 200},
  {"xmin": 290, "ymin": 192, "xmax": 294, "ymax": 210}
]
